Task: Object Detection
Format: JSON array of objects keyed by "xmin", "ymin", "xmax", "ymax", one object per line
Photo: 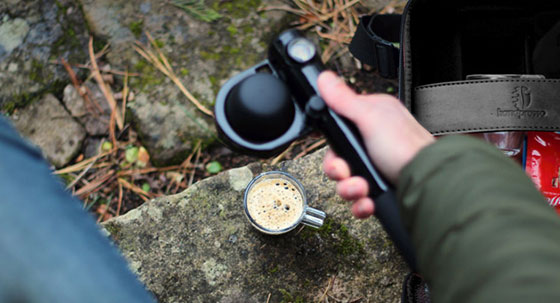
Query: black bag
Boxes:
[
  {"xmin": 350, "ymin": 0, "xmax": 560, "ymax": 136},
  {"xmin": 350, "ymin": 1, "xmax": 560, "ymax": 302}
]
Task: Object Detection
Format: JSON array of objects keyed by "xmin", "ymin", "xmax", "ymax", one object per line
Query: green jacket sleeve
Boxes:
[{"xmin": 397, "ymin": 135, "xmax": 560, "ymax": 303}]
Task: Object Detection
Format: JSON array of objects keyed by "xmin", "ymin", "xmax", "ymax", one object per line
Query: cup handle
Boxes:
[{"xmin": 301, "ymin": 207, "xmax": 326, "ymax": 229}]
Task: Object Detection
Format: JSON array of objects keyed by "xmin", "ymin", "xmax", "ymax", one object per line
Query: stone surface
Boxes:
[
  {"xmin": 79, "ymin": 0, "xmax": 294, "ymax": 165},
  {"xmin": 63, "ymin": 82, "xmax": 111, "ymax": 136},
  {"xmin": 103, "ymin": 149, "xmax": 407, "ymax": 302},
  {"xmin": 0, "ymin": 0, "xmax": 89, "ymax": 111},
  {"xmin": 10, "ymin": 93, "xmax": 85, "ymax": 167}
]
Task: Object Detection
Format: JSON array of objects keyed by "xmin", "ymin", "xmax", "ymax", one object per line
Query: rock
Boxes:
[
  {"xmin": 129, "ymin": 86, "xmax": 215, "ymax": 166},
  {"xmin": 0, "ymin": 0, "xmax": 90, "ymax": 111},
  {"xmin": 103, "ymin": 149, "xmax": 407, "ymax": 302},
  {"xmin": 63, "ymin": 82, "xmax": 111, "ymax": 136},
  {"xmin": 10, "ymin": 94, "xmax": 85, "ymax": 167},
  {"xmin": 79, "ymin": 0, "xmax": 295, "ymax": 165},
  {"xmin": 84, "ymin": 137, "xmax": 103, "ymax": 159}
]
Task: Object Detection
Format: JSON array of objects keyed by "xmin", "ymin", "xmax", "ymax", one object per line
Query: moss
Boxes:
[
  {"xmin": 180, "ymin": 68, "xmax": 190, "ymax": 76},
  {"xmin": 241, "ymin": 24, "xmax": 254, "ymax": 34},
  {"xmin": 279, "ymin": 289, "xmax": 305, "ymax": 303},
  {"xmin": 104, "ymin": 223, "xmax": 121, "ymax": 236},
  {"xmin": 54, "ymin": 0, "xmax": 68, "ymax": 15},
  {"xmin": 3, "ymin": 79, "xmax": 65, "ymax": 115},
  {"xmin": 335, "ymin": 224, "xmax": 364, "ymax": 256},
  {"xmin": 226, "ymin": 24, "xmax": 238, "ymax": 36},
  {"xmin": 154, "ymin": 39, "xmax": 165, "ymax": 49},
  {"xmin": 212, "ymin": 0, "xmax": 262, "ymax": 19},
  {"xmin": 268, "ymin": 265, "xmax": 279, "ymax": 274},
  {"xmin": 130, "ymin": 60, "xmax": 164, "ymax": 90},
  {"xmin": 29, "ymin": 60, "xmax": 43, "ymax": 82},
  {"xmin": 301, "ymin": 218, "xmax": 364, "ymax": 257},
  {"xmin": 129, "ymin": 20, "xmax": 144, "ymax": 38},
  {"xmin": 199, "ymin": 50, "xmax": 221, "ymax": 61}
]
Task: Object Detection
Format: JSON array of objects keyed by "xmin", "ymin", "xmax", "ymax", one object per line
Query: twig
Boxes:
[
  {"xmin": 270, "ymin": 141, "xmax": 298, "ymax": 165},
  {"xmin": 96, "ymin": 200, "xmax": 112, "ymax": 223},
  {"xmin": 60, "ymin": 57, "xmax": 103, "ymax": 114},
  {"xmin": 88, "ymin": 37, "xmax": 124, "ymax": 130},
  {"xmin": 50, "ymin": 60, "xmax": 140, "ymax": 76},
  {"xmin": 75, "ymin": 170, "xmax": 115, "ymax": 197},
  {"xmin": 188, "ymin": 143, "xmax": 202, "ymax": 187},
  {"xmin": 66, "ymin": 158, "xmax": 97, "ymax": 189},
  {"xmin": 55, "ymin": 150, "xmax": 113, "ymax": 174},
  {"xmin": 117, "ymin": 165, "xmax": 182, "ymax": 177},
  {"xmin": 266, "ymin": 293, "xmax": 271, "ymax": 303},
  {"xmin": 117, "ymin": 181, "xmax": 123, "ymax": 216},
  {"xmin": 294, "ymin": 138, "xmax": 327, "ymax": 160},
  {"xmin": 319, "ymin": 275, "xmax": 335, "ymax": 302},
  {"xmin": 173, "ymin": 141, "xmax": 200, "ymax": 193},
  {"xmin": 122, "ymin": 69, "xmax": 129, "ymax": 123},
  {"xmin": 109, "ymin": 106, "xmax": 117, "ymax": 147},
  {"xmin": 118, "ymin": 178, "xmax": 154, "ymax": 202},
  {"xmin": 295, "ymin": 225, "xmax": 306, "ymax": 235}
]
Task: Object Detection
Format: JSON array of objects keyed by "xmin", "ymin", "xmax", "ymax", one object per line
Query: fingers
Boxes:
[
  {"xmin": 323, "ymin": 149, "xmax": 351, "ymax": 180},
  {"xmin": 351, "ymin": 197, "xmax": 375, "ymax": 219},
  {"xmin": 317, "ymin": 71, "xmax": 363, "ymax": 122},
  {"xmin": 323, "ymin": 149, "xmax": 375, "ymax": 219},
  {"xmin": 336, "ymin": 177, "xmax": 369, "ymax": 200}
]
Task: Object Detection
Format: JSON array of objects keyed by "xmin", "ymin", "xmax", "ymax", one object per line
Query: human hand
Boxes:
[{"xmin": 318, "ymin": 71, "xmax": 435, "ymax": 219}]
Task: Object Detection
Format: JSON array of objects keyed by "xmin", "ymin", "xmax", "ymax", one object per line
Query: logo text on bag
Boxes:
[{"xmin": 497, "ymin": 86, "xmax": 546, "ymax": 118}]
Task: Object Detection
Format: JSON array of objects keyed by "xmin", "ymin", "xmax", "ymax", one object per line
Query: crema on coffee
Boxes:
[{"xmin": 246, "ymin": 177, "xmax": 304, "ymax": 231}]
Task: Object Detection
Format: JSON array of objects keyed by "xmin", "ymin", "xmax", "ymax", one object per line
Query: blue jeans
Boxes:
[{"xmin": 0, "ymin": 117, "xmax": 155, "ymax": 303}]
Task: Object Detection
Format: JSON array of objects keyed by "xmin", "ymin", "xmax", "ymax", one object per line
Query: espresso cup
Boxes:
[{"xmin": 243, "ymin": 171, "xmax": 326, "ymax": 235}]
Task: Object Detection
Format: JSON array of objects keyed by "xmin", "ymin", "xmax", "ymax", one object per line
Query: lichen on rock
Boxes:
[
  {"xmin": 103, "ymin": 149, "xmax": 407, "ymax": 302},
  {"xmin": 0, "ymin": 0, "xmax": 90, "ymax": 112}
]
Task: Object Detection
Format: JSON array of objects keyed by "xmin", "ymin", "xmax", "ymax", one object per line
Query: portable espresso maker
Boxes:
[{"xmin": 214, "ymin": 29, "xmax": 416, "ymax": 270}]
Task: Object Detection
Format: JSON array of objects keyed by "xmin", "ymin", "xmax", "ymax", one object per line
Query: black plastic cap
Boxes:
[{"xmin": 225, "ymin": 73, "xmax": 294, "ymax": 142}]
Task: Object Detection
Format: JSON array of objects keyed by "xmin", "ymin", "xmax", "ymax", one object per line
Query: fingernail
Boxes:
[{"xmin": 346, "ymin": 184, "xmax": 356, "ymax": 196}]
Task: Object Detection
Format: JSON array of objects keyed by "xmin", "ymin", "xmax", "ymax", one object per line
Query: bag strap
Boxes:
[
  {"xmin": 349, "ymin": 14, "xmax": 402, "ymax": 78},
  {"xmin": 414, "ymin": 79, "xmax": 560, "ymax": 134}
]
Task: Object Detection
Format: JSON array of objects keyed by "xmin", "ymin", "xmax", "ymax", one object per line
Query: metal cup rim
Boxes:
[{"xmin": 243, "ymin": 171, "xmax": 308, "ymax": 235}]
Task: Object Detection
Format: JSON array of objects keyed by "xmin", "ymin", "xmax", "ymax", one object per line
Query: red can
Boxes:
[{"xmin": 525, "ymin": 132, "xmax": 560, "ymax": 215}]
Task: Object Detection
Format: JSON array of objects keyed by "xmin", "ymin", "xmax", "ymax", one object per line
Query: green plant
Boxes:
[{"xmin": 171, "ymin": 0, "xmax": 222, "ymax": 22}]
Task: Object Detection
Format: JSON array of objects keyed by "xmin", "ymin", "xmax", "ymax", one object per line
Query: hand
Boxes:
[{"xmin": 318, "ymin": 71, "xmax": 435, "ymax": 219}]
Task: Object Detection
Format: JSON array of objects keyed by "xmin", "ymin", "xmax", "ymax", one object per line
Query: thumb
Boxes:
[{"xmin": 317, "ymin": 71, "xmax": 363, "ymax": 121}]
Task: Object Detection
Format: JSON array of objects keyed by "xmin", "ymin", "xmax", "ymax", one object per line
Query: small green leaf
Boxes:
[
  {"xmin": 386, "ymin": 86, "xmax": 395, "ymax": 94},
  {"xmin": 125, "ymin": 147, "xmax": 139, "ymax": 163},
  {"xmin": 102, "ymin": 141, "xmax": 113, "ymax": 151},
  {"xmin": 206, "ymin": 161, "xmax": 222, "ymax": 174},
  {"xmin": 142, "ymin": 183, "xmax": 151, "ymax": 192}
]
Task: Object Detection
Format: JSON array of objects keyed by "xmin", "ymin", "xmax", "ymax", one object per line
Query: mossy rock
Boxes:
[
  {"xmin": 103, "ymin": 149, "xmax": 407, "ymax": 302},
  {"xmin": 80, "ymin": 0, "xmax": 296, "ymax": 165},
  {"xmin": 0, "ymin": 0, "xmax": 90, "ymax": 113}
]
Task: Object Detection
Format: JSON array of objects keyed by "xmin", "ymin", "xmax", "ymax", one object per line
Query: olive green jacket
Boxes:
[{"xmin": 398, "ymin": 135, "xmax": 560, "ymax": 302}]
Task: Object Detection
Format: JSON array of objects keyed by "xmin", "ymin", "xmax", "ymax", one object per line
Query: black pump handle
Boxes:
[
  {"xmin": 269, "ymin": 30, "xmax": 417, "ymax": 270},
  {"xmin": 320, "ymin": 108, "xmax": 417, "ymax": 271}
]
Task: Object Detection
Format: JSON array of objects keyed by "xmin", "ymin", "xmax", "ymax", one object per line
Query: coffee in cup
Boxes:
[{"xmin": 244, "ymin": 171, "xmax": 325, "ymax": 235}]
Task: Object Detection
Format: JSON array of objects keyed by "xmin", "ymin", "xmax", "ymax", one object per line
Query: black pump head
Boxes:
[
  {"xmin": 214, "ymin": 60, "xmax": 308, "ymax": 157},
  {"xmin": 225, "ymin": 73, "xmax": 294, "ymax": 143}
]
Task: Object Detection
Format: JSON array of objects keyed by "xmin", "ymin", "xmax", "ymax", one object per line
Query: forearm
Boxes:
[{"xmin": 398, "ymin": 135, "xmax": 560, "ymax": 302}]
